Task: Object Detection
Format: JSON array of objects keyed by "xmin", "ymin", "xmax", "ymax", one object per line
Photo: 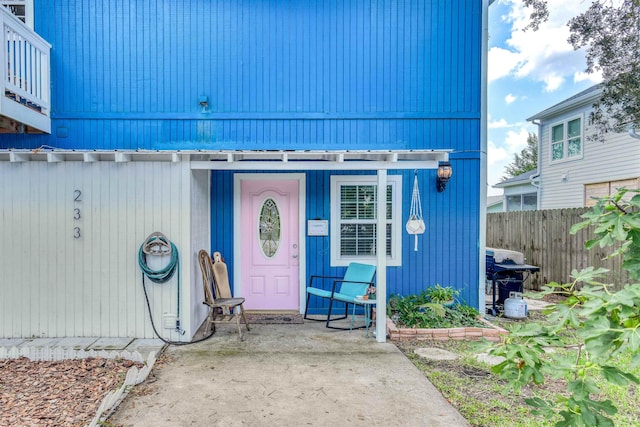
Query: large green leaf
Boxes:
[
  {"xmin": 567, "ymin": 379, "xmax": 600, "ymax": 399},
  {"xmin": 600, "ymin": 366, "xmax": 639, "ymax": 386}
]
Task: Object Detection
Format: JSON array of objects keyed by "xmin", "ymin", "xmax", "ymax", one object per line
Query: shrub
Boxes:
[
  {"xmin": 388, "ymin": 287, "xmax": 481, "ymax": 329},
  {"xmin": 485, "ymin": 189, "xmax": 640, "ymax": 427}
]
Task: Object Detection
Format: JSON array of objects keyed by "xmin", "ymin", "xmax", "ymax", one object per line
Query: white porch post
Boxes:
[{"xmin": 376, "ymin": 170, "xmax": 387, "ymax": 342}]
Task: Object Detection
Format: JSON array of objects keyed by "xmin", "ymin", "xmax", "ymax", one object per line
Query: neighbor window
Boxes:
[
  {"xmin": 550, "ymin": 116, "xmax": 582, "ymax": 162},
  {"xmin": 506, "ymin": 193, "xmax": 537, "ymax": 211},
  {"xmin": 330, "ymin": 175, "xmax": 402, "ymax": 266}
]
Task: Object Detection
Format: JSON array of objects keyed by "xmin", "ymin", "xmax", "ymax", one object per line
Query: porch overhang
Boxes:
[
  {"xmin": 0, "ymin": 148, "xmax": 453, "ymax": 343},
  {"xmin": 0, "ymin": 148, "xmax": 451, "ymax": 170},
  {"xmin": 189, "ymin": 149, "xmax": 451, "ymax": 171}
]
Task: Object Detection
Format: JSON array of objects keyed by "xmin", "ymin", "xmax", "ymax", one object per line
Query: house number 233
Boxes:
[{"xmin": 73, "ymin": 190, "xmax": 82, "ymax": 238}]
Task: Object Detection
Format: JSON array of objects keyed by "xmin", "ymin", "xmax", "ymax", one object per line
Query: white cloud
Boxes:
[
  {"xmin": 487, "ymin": 126, "xmax": 535, "ymax": 191},
  {"xmin": 488, "ymin": 140, "xmax": 508, "ymax": 165},
  {"xmin": 490, "ymin": 0, "xmax": 598, "ymax": 92},
  {"xmin": 505, "ymin": 93, "xmax": 516, "ymax": 104},
  {"xmin": 504, "ymin": 127, "xmax": 530, "ymax": 151},
  {"xmin": 574, "ymin": 70, "xmax": 602, "ymax": 84},
  {"xmin": 488, "ymin": 118, "xmax": 528, "ymax": 129},
  {"xmin": 488, "ymin": 118, "xmax": 509, "ymax": 129},
  {"xmin": 487, "ymin": 140, "xmax": 509, "ymax": 193},
  {"xmin": 488, "ymin": 46, "xmax": 523, "ymax": 82}
]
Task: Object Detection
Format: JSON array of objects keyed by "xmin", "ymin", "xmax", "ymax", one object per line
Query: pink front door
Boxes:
[{"xmin": 240, "ymin": 179, "xmax": 300, "ymax": 310}]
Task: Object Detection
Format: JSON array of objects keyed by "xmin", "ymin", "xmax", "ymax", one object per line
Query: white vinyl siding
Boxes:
[
  {"xmin": 0, "ymin": 160, "xmax": 207, "ymax": 340},
  {"xmin": 538, "ymin": 103, "xmax": 640, "ymax": 209},
  {"xmin": 330, "ymin": 175, "xmax": 402, "ymax": 266}
]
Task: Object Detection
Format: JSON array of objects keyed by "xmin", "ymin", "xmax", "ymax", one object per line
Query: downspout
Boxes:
[
  {"xmin": 530, "ymin": 119, "xmax": 542, "ymax": 209},
  {"xmin": 629, "ymin": 126, "xmax": 640, "ymax": 140},
  {"xmin": 479, "ymin": 0, "xmax": 491, "ymax": 313}
]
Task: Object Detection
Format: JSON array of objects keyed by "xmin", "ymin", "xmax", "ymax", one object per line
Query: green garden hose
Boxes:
[
  {"xmin": 138, "ymin": 232, "xmax": 215, "ymax": 345},
  {"xmin": 138, "ymin": 232, "xmax": 184, "ymax": 342}
]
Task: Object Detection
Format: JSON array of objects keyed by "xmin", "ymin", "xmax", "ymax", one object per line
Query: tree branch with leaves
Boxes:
[
  {"xmin": 484, "ymin": 189, "xmax": 640, "ymax": 426},
  {"xmin": 523, "ymin": 0, "xmax": 640, "ymax": 140},
  {"xmin": 501, "ymin": 132, "xmax": 538, "ymax": 181}
]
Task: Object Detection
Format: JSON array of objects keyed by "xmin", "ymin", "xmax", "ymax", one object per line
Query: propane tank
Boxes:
[{"xmin": 504, "ymin": 292, "xmax": 528, "ymax": 319}]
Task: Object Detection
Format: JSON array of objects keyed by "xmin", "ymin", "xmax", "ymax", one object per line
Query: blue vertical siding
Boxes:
[
  {"xmin": 2, "ymin": 0, "xmax": 481, "ymax": 150},
  {"xmin": 212, "ymin": 160, "xmax": 481, "ymax": 310},
  {"xmin": 0, "ymin": 1, "xmax": 484, "ymax": 308}
]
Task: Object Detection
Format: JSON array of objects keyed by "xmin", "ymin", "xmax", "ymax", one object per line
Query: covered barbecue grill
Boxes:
[{"xmin": 486, "ymin": 248, "xmax": 540, "ymax": 316}]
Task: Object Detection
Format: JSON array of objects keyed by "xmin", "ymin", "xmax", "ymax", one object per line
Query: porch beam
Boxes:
[{"xmin": 190, "ymin": 160, "xmax": 443, "ymax": 171}]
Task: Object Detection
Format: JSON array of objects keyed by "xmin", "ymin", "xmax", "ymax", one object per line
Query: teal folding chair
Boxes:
[{"xmin": 303, "ymin": 262, "xmax": 376, "ymax": 330}]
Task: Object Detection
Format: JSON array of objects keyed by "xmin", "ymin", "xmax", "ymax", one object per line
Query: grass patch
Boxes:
[{"xmin": 396, "ymin": 310, "xmax": 640, "ymax": 427}]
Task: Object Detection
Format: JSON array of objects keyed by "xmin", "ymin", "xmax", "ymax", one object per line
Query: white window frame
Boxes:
[
  {"xmin": 505, "ymin": 192, "xmax": 537, "ymax": 212},
  {"xmin": 1, "ymin": 1, "xmax": 33, "ymax": 28},
  {"xmin": 549, "ymin": 114, "xmax": 583, "ymax": 164},
  {"xmin": 330, "ymin": 175, "xmax": 402, "ymax": 267}
]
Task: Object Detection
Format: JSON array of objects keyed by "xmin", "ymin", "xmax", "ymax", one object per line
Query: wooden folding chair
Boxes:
[{"xmin": 198, "ymin": 250, "xmax": 250, "ymax": 341}]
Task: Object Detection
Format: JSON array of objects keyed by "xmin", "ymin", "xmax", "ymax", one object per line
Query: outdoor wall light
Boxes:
[{"xmin": 436, "ymin": 161, "xmax": 453, "ymax": 192}]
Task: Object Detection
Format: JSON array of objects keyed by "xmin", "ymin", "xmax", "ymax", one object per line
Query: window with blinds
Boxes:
[
  {"xmin": 330, "ymin": 175, "xmax": 402, "ymax": 266},
  {"xmin": 339, "ymin": 184, "xmax": 392, "ymax": 256}
]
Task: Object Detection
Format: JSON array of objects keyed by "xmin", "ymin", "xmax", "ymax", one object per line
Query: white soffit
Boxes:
[{"xmin": 0, "ymin": 149, "xmax": 451, "ymax": 170}]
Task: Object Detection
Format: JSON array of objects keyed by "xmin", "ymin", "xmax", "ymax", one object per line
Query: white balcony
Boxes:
[{"xmin": 0, "ymin": 6, "xmax": 50, "ymax": 134}]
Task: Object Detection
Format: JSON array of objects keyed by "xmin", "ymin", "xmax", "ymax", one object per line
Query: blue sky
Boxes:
[{"xmin": 487, "ymin": 0, "xmax": 602, "ymax": 196}]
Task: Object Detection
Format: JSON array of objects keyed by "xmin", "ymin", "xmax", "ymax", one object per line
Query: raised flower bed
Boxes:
[
  {"xmin": 386, "ymin": 316, "xmax": 508, "ymax": 342},
  {"xmin": 386, "ymin": 286, "xmax": 508, "ymax": 342}
]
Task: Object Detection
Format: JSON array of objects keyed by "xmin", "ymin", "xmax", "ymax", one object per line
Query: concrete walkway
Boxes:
[{"xmin": 108, "ymin": 318, "xmax": 470, "ymax": 426}]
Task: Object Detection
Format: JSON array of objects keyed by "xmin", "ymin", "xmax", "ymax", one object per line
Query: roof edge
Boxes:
[{"xmin": 527, "ymin": 84, "xmax": 602, "ymax": 122}]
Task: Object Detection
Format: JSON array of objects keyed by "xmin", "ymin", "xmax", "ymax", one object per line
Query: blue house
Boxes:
[{"xmin": 0, "ymin": 1, "xmax": 489, "ymax": 342}]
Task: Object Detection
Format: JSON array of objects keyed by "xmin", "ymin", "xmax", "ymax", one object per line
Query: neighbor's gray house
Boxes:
[
  {"xmin": 486, "ymin": 195, "xmax": 504, "ymax": 213},
  {"xmin": 0, "ymin": 0, "xmax": 490, "ymax": 343},
  {"xmin": 492, "ymin": 169, "xmax": 538, "ymax": 211},
  {"xmin": 527, "ymin": 85, "xmax": 640, "ymax": 209}
]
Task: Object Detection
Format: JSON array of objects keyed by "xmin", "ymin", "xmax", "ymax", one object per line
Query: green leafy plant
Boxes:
[
  {"xmin": 485, "ymin": 189, "xmax": 640, "ymax": 426},
  {"xmin": 422, "ymin": 284, "xmax": 459, "ymax": 304},
  {"xmin": 387, "ymin": 288, "xmax": 482, "ymax": 329}
]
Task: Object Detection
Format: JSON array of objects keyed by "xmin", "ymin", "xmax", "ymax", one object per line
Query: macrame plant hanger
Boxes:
[{"xmin": 406, "ymin": 170, "xmax": 426, "ymax": 251}]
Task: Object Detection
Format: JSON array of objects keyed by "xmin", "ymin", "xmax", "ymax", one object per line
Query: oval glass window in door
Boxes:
[{"xmin": 259, "ymin": 198, "xmax": 281, "ymax": 258}]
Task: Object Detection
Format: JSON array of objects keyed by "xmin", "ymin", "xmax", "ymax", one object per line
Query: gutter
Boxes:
[
  {"xmin": 530, "ymin": 119, "xmax": 542, "ymax": 210},
  {"xmin": 530, "ymin": 120, "xmax": 541, "ymax": 190}
]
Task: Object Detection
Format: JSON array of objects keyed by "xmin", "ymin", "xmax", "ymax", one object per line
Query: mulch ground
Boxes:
[{"xmin": 0, "ymin": 357, "xmax": 142, "ymax": 427}]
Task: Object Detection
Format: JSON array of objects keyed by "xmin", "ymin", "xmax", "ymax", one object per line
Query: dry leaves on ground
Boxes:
[{"xmin": 0, "ymin": 357, "xmax": 141, "ymax": 427}]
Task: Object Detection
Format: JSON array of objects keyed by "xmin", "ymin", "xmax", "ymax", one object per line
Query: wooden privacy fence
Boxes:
[{"xmin": 487, "ymin": 208, "xmax": 629, "ymax": 291}]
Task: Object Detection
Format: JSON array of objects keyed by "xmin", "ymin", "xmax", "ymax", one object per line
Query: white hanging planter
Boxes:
[{"xmin": 406, "ymin": 172, "xmax": 425, "ymax": 251}]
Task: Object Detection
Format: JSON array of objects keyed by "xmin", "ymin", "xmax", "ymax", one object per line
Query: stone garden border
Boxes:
[{"xmin": 387, "ymin": 317, "xmax": 508, "ymax": 342}]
